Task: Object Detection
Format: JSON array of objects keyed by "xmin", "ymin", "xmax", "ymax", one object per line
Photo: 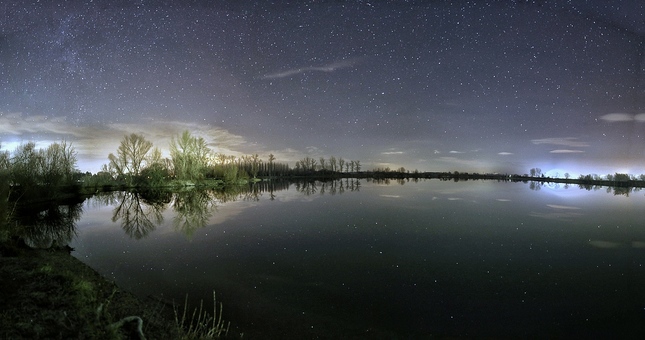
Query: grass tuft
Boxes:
[{"xmin": 174, "ymin": 290, "xmax": 230, "ymax": 339}]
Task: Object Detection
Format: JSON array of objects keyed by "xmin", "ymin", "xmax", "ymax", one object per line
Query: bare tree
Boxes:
[
  {"xmin": 42, "ymin": 141, "xmax": 77, "ymax": 186},
  {"xmin": 268, "ymin": 153, "xmax": 275, "ymax": 177},
  {"xmin": 329, "ymin": 156, "xmax": 337, "ymax": 172},
  {"xmin": 250, "ymin": 154, "xmax": 261, "ymax": 178},
  {"xmin": 319, "ymin": 157, "xmax": 326, "ymax": 171},
  {"xmin": 338, "ymin": 158, "xmax": 345, "ymax": 173},
  {"xmin": 109, "ymin": 134, "xmax": 153, "ymax": 182}
]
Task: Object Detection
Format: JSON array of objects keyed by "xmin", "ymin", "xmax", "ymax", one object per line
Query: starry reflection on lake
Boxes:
[{"xmin": 69, "ymin": 179, "xmax": 645, "ymax": 338}]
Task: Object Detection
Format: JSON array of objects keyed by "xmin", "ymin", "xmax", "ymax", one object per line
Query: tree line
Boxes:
[
  {"xmin": 95, "ymin": 131, "xmax": 362, "ymax": 188},
  {"xmin": 0, "ymin": 141, "xmax": 78, "ymax": 197}
]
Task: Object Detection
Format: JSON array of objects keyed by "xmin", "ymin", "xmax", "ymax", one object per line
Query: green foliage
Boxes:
[
  {"xmin": 170, "ymin": 130, "xmax": 211, "ymax": 181},
  {"xmin": 140, "ymin": 162, "xmax": 170, "ymax": 187},
  {"xmin": 5, "ymin": 141, "xmax": 78, "ymax": 196},
  {"xmin": 613, "ymin": 173, "xmax": 630, "ymax": 182}
]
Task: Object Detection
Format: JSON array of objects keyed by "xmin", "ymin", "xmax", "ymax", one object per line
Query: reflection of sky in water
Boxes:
[{"xmin": 71, "ymin": 180, "xmax": 645, "ymax": 337}]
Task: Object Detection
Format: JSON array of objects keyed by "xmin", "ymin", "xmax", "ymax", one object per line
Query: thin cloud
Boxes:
[
  {"xmin": 531, "ymin": 137, "xmax": 589, "ymax": 148},
  {"xmin": 498, "ymin": 152, "xmax": 513, "ymax": 156},
  {"xmin": 262, "ymin": 59, "xmax": 356, "ymax": 79},
  {"xmin": 549, "ymin": 149, "xmax": 584, "ymax": 153},
  {"xmin": 449, "ymin": 150, "xmax": 464, "ymax": 154},
  {"xmin": 598, "ymin": 113, "xmax": 645, "ymax": 122},
  {"xmin": 381, "ymin": 151, "xmax": 404, "ymax": 155},
  {"xmin": 547, "ymin": 204, "xmax": 581, "ymax": 210},
  {"xmin": 0, "ymin": 114, "xmax": 250, "ymax": 171}
]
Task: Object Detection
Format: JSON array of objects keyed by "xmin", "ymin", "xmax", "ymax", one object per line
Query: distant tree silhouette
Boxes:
[
  {"xmin": 268, "ymin": 153, "xmax": 276, "ymax": 177},
  {"xmin": 529, "ymin": 168, "xmax": 542, "ymax": 177},
  {"xmin": 329, "ymin": 156, "xmax": 337, "ymax": 172}
]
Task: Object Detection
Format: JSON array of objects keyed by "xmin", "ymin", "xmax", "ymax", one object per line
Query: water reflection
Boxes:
[
  {"xmin": 5, "ymin": 179, "xmax": 645, "ymax": 250},
  {"xmin": 5, "ymin": 178, "xmax": 645, "ymax": 337},
  {"xmin": 294, "ymin": 178, "xmax": 361, "ymax": 195},
  {"xmin": 172, "ymin": 189, "xmax": 215, "ymax": 239},
  {"xmin": 70, "ymin": 179, "xmax": 645, "ymax": 338},
  {"xmin": 14, "ymin": 201, "xmax": 84, "ymax": 249},
  {"xmin": 529, "ymin": 180, "xmax": 642, "ymax": 197}
]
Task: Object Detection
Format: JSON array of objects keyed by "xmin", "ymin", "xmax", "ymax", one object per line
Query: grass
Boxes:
[
  {"xmin": 175, "ymin": 291, "xmax": 231, "ymax": 339},
  {"xmin": 0, "ymin": 244, "xmax": 184, "ymax": 339}
]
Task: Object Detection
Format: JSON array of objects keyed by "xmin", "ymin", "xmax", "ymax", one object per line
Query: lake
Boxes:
[{"xmin": 65, "ymin": 179, "xmax": 645, "ymax": 338}]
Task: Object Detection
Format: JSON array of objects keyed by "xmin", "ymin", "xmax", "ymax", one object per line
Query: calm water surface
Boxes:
[{"xmin": 70, "ymin": 179, "xmax": 645, "ymax": 338}]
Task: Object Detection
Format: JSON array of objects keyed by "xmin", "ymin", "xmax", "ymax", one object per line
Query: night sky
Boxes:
[{"xmin": 1, "ymin": 1, "xmax": 643, "ymax": 176}]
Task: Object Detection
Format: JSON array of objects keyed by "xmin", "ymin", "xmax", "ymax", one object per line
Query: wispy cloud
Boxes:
[
  {"xmin": 599, "ymin": 113, "xmax": 645, "ymax": 122},
  {"xmin": 549, "ymin": 149, "xmax": 584, "ymax": 153},
  {"xmin": 547, "ymin": 204, "xmax": 581, "ymax": 210},
  {"xmin": 261, "ymin": 59, "xmax": 357, "ymax": 79},
  {"xmin": 381, "ymin": 151, "xmax": 404, "ymax": 155},
  {"xmin": 449, "ymin": 150, "xmax": 464, "ymax": 154},
  {"xmin": 0, "ymin": 113, "xmax": 250, "ymax": 171},
  {"xmin": 531, "ymin": 137, "xmax": 589, "ymax": 148},
  {"xmin": 498, "ymin": 152, "xmax": 513, "ymax": 156}
]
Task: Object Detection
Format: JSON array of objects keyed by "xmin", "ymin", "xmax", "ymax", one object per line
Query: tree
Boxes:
[
  {"xmin": 338, "ymin": 158, "xmax": 345, "ymax": 173},
  {"xmin": 300, "ymin": 156, "xmax": 316, "ymax": 172},
  {"xmin": 529, "ymin": 168, "xmax": 542, "ymax": 177},
  {"xmin": 41, "ymin": 141, "xmax": 78, "ymax": 187},
  {"xmin": 354, "ymin": 160, "xmax": 361, "ymax": 172},
  {"xmin": 249, "ymin": 154, "xmax": 261, "ymax": 178},
  {"xmin": 564, "ymin": 172, "xmax": 570, "ymax": 179},
  {"xmin": 109, "ymin": 133, "xmax": 153, "ymax": 184},
  {"xmin": 10, "ymin": 142, "xmax": 43, "ymax": 188},
  {"xmin": 319, "ymin": 157, "xmax": 326, "ymax": 171},
  {"xmin": 329, "ymin": 156, "xmax": 337, "ymax": 172},
  {"xmin": 614, "ymin": 173, "xmax": 630, "ymax": 182},
  {"xmin": 140, "ymin": 147, "xmax": 170, "ymax": 186},
  {"xmin": 268, "ymin": 153, "xmax": 276, "ymax": 177},
  {"xmin": 170, "ymin": 130, "xmax": 211, "ymax": 181}
]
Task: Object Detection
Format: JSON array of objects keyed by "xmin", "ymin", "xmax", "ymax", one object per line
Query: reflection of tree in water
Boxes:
[
  {"xmin": 294, "ymin": 179, "xmax": 361, "ymax": 196},
  {"xmin": 16, "ymin": 201, "xmax": 84, "ymax": 249},
  {"xmin": 172, "ymin": 190, "xmax": 215, "ymax": 239},
  {"xmin": 111, "ymin": 191, "xmax": 168, "ymax": 240},
  {"xmin": 241, "ymin": 183, "xmax": 262, "ymax": 202},
  {"xmin": 609, "ymin": 186, "xmax": 641, "ymax": 196},
  {"xmin": 258, "ymin": 180, "xmax": 290, "ymax": 200}
]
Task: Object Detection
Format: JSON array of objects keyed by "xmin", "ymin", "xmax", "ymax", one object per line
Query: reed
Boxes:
[{"xmin": 174, "ymin": 290, "xmax": 230, "ymax": 339}]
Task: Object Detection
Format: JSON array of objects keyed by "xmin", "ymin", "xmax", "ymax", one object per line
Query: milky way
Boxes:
[{"xmin": 1, "ymin": 1, "xmax": 643, "ymax": 175}]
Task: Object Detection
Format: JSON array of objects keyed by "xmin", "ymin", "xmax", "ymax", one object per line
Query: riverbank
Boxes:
[{"xmin": 0, "ymin": 240, "xmax": 182, "ymax": 339}]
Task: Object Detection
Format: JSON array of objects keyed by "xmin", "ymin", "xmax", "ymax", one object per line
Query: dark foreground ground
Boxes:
[{"xmin": 0, "ymin": 240, "xmax": 185, "ymax": 339}]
